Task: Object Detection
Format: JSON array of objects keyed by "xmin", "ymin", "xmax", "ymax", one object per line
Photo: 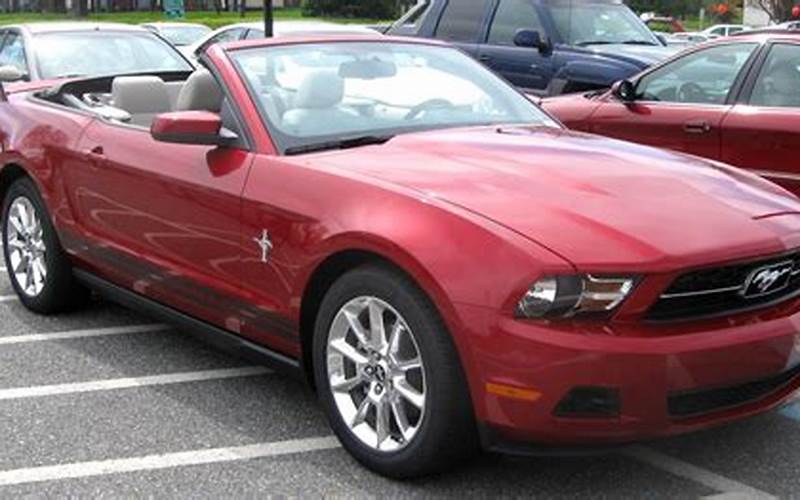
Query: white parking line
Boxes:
[
  {"xmin": 0, "ymin": 436, "xmax": 341, "ymax": 487},
  {"xmin": 0, "ymin": 366, "xmax": 271, "ymax": 401},
  {"xmin": 0, "ymin": 324, "xmax": 166, "ymax": 345},
  {"xmin": 0, "ymin": 295, "xmax": 15, "ymax": 303},
  {"xmin": 622, "ymin": 446, "xmax": 776, "ymax": 499}
]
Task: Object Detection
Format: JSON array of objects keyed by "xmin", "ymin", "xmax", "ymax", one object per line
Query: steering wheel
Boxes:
[
  {"xmin": 405, "ymin": 99, "xmax": 456, "ymax": 120},
  {"xmin": 677, "ymin": 82, "xmax": 707, "ymax": 103}
]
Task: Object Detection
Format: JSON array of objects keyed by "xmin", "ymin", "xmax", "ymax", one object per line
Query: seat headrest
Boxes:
[
  {"xmin": 175, "ymin": 69, "xmax": 223, "ymax": 113},
  {"xmin": 295, "ymin": 71, "xmax": 344, "ymax": 109},
  {"xmin": 111, "ymin": 76, "xmax": 170, "ymax": 114}
]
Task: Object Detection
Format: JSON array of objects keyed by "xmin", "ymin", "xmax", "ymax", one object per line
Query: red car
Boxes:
[
  {"xmin": 541, "ymin": 31, "xmax": 800, "ymax": 195},
  {"xmin": 3, "ymin": 35, "xmax": 800, "ymax": 478}
]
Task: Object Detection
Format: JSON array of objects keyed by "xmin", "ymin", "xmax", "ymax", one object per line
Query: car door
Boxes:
[
  {"xmin": 588, "ymin": 42, "xmax": 760, "ymax": 160},
  {"xmin": 68, "ymin": 96, "xmax": 254, "ymax": 331},
  {"xmin": 721, "ymin": 42, "xmax": 800, "ymax": 193},
  {"xmin": 477, "ymin": 0, "xmax": 553, "ymax": 93},
  {"xmin": 432, "ymin": 0, "xmax": 491, "ymax": 58}
]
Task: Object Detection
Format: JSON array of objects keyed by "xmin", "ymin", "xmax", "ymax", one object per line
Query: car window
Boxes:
[
  {"xmin": 0, "ymin": 32, "xmax": 28, "ymax": 75},
  {"xmin": 488, "ymin": 0, "xmax": 545, "ymax": 46},
  {"xmin": 199, "ymin": 27, "xmax": 246, "ymax": 53},
  {"xmin": 230, "ymin": 42, "xmax": 558, "ymax": 154},
  {"xmin": 547, "ymin": 2, "xmax": 657, "ymax": 46},
  {"xmin": 244, "ymin": 29, "xmax": 264, "ymax": 40},
  {"xmin": 729, "ymin": 27, "xmax": 744, "ymax": 34},
  {"xmin": 390, "ymin": 0, "xmax": 432, "ymax": 30},
  {"xmin": 635, "ymin": 43, "xmax": 757, "ymax": 105},
  {"xmin": 709, "ymin": 27, "xmax": 725, "ymax": 36},
  {"xmin": 34, "ymin": 31, "xmax": 191, "ymax": 79},
  {"xmin": 434, "ymin": 0, "xmax": 489, "ymax": 42},
  {"xmin": 750, "ymin": 44, "xmax": 800, "ymax": 108}
]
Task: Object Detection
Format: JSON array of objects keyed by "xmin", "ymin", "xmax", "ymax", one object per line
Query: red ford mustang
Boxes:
[
  {"xmin": 541, "ymin": 32, "xmax": 800, "ymax": 195},
  {"xmin": 3, "ymin": 35, "xmax": 800, "ymax": 478}
]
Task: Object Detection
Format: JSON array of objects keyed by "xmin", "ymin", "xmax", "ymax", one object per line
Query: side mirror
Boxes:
[
  {"xmin": 514, "ymin": 29, "xmax": 550, "ymax": 53},
  {"xmin": 151, "ymin": 111, "xmax": 237, "ymax": 147},
  {"xmin": 0, "ymin": 65, "xmax": 24, "ymax": 82},
  {"xmin": 611, "ymin": 79, "xmax": 636, "ymax": 102}
]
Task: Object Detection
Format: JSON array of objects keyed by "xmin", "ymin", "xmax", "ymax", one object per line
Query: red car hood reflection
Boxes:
[{"xmin": 303, "ymin": 126, "xmax": 800, "ymax": 271}]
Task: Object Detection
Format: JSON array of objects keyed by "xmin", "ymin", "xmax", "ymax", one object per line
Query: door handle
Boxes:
[
  {"xmin": 84, "ymin": 145, "xmax": 105, "ymax": 160},
  {"xmin": 478, "ymin": 54, "xmax": 492, "ymax": 63},
  {"xmin": 683, "ymin": 120, "xmax": 712, "ymax": 134}
]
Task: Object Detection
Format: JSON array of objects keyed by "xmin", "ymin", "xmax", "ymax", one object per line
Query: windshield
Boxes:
[
  {"xmin": 548, "ymin": 2, "xmax": 658, "ymax": 46},
  {"xmin": 230, "ymin": 42, "xmax": 558, "ymax": 154},
  {"xmin": 33, "ymin": 31, "xmax": 193, "ymax": 79},
  {"xmin": 158, "ymin": 25, "xmax": 211, "ymax": 46}
]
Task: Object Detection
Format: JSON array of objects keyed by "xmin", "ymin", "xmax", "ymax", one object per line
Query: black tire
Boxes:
[
  {"xmin": 313, "ymin": 263, "xmax": 478, "ymax": 478},
  {"xmin": 2, "ymin": 177, "xmax": 90, "ymax": 314}
]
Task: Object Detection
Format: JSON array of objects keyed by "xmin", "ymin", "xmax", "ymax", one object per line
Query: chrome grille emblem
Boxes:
[{"xmin": 741, "ymin": 260, "xmax": 794, "ymax": 298}]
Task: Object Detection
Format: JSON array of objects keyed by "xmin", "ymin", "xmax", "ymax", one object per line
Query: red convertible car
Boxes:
[
  {"xmin": 3, "ymin": 35, "xmax": 800, "ymax": 478},
  {"xmin": 541, "ymin": 31, "xmax": 800, "ymax": 194}
]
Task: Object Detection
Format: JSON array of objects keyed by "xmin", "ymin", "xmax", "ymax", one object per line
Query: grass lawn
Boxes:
[{"xmin": 0, "ymin": 7, "xmax": 391, "ymax": 29}]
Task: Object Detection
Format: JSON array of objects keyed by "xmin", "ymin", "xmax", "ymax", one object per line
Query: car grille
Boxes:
[
  {"xmin": 647, "ymin": 250, "xmax": 800, "ymax": 321},
  {"xmin": 668, "ymin": 363, "xmax": 800, "ymax": 418}
]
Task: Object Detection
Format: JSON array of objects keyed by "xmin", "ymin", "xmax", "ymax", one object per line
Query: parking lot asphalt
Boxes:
[{"xmin": 0, "ymin": 250, "xmax": 798, "ymax": 498}]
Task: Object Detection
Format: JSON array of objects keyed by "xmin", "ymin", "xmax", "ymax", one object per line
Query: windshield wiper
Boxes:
[
  {"xmin": 284, "ymin": 134, "xmax": 395, "ymax": 156},
  {"xmin": 621, "ymin": 40, "xmax": 659, "ymax": 46},
  {"xmin": 576, "ymin": 40, "xmax": 615, "ymax": 46}
]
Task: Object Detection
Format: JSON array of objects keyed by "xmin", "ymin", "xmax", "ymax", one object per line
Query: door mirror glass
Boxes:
[
  {"xmin": 514, "ymin": 29, "xmax": 549, "ymax": 52},
  {"xmin": 151, "ymin": 111, "xmax": 236, "ymax": 146},
  {"xmin": 0, "ymin": 65, "xmax": 23, "ymax": 82},
  {"xmin": 612, "ymin": 79, "xmax": 636, "ymax": 102}
]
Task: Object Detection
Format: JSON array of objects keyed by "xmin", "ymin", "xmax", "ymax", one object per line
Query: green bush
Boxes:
[{"xmin": 301, "ymin": 0, "xmax": 399, "ymax": 19}]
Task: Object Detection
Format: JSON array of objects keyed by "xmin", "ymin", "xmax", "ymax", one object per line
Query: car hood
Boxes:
[
  {"xmin": 583, "ymin": 43, "xmax": 680, "ymax": 66},
  {"xmin": 304, "ymin": 126, "xmax": 800, "ymax": 271}
]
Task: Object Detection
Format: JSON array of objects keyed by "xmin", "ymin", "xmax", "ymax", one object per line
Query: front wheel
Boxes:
[
  {"xmin": 313, "ymin": 264, "xmax": 478, "ymax": 478},
  {"xmin": 2, "ymin": 177, "xmax": 90, "ymax": 313}
]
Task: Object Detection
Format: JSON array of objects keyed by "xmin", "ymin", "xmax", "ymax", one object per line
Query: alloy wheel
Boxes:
[
  {"xmin": 5, "ymin": 196, "xmax": 48, "ymax": 297},
  {"xmin": 326, "ymin": 296, "xmax": 427, "ymax": 452}
]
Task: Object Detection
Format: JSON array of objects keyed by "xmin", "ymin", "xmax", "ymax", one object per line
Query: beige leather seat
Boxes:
[
  {"xmin": 175, "ymin": 69, "xmax": 223, "ymax": 113},
  {"xmin": 282, "ymin": 71, "xmax": 360, "ymax": 136},
  {"xmin": 111, "ymin": 76, "xmax": 171, "ymax": 127}
]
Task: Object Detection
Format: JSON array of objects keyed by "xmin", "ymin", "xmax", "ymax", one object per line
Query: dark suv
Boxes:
[{"xmin": 388, "ymin": 0, "xmax": 678, "ymax": 95}]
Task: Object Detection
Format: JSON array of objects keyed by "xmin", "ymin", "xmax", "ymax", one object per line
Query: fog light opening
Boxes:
[{"xmin": 554, "ymin": 387, "xmax": 621, "ymax": 418}]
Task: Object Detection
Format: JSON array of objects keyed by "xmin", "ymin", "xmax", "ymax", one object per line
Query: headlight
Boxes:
[{"xmin": 516, "ymin": 275, "xmax": 636, "ymax": 319}]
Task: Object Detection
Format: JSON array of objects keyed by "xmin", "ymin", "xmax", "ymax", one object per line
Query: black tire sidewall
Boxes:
[
  {"xmin": 312, "ymin": 264, "xmax": 476, "ymax": 477},
  {"xmin": 2, "ymin": 177, "xmax": 83, "ymax": 313}
]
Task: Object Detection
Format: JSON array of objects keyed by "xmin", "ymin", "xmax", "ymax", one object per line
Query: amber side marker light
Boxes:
[{"xmin": 486, "ymin": 382, "xmax": 543, "ymax": 402}]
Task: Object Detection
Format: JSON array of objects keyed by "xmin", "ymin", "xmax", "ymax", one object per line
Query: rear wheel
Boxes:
[
  {"xmin": 313, "ymin": 264, "xmax": 478, "ymax": 478},
  {"xmin": 2, "ymin": 177, "xmax": 89, "ymax": 313}
]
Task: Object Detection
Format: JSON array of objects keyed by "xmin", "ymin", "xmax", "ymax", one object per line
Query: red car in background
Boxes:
[
  {"xmin": 3, "ymin": 35, "xmax": 800, "ymax": 478},
  {"xmin": 541, "ymin": 31, "xmax": 800, "ymax": 194}
]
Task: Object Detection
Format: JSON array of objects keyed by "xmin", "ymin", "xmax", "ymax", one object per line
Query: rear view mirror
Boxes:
[
  {"xmin": 0, "ymin": 65, "xmax": 24, "ymax": 83},
  {"xmin": 151, "ymin": 111, "xmax": 237, "ymax": 147},
  {"xmin": 612, "ymin": 79, "xmax": 636, "ymax": 102},
  {"xmin": 514, "ymin": 30, "xmax": 550, "ymax": 53}
]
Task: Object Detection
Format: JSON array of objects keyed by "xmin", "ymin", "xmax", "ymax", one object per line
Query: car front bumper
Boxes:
[{"xmin": 455, "ymin": 301, "xmax": 800, "ymax": 450}]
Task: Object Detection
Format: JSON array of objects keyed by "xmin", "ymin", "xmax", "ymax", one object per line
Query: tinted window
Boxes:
[
  {"xmin": 435, "ymin": 0, "xmax": 489, "ymax": 42},
  {"xmin": 0, "ymin": 32, "xmax": 27, "ymax": 74},
  {"xmin": 488, "ymin": 0, "xmax": 544, "ymax": 46},
  {"xmin": 636, "ymin": 43, "xmax": 757, "ymax": 104},
  {"xmin": 750, "ymin": 44, "xmax": 800, "ymax": 108}
]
